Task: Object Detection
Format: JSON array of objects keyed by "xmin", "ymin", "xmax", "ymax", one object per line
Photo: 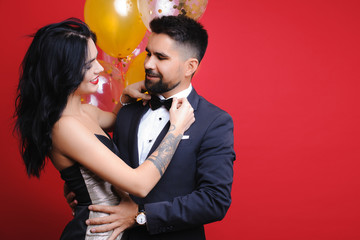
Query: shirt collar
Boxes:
[{"xmin": 158, "ymin": 84, "xmax": 193, "ymax": 100}]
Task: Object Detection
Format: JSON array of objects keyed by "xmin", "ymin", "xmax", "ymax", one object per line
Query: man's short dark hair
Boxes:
[{"xmin": 150, "ymin": 15, "xmax": 208, "ymax": 63}]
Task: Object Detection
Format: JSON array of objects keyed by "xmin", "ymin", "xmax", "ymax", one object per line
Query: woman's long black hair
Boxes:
[{"xmin": 14, "ymin": 18, "xmax": 96, "ymax": 177}]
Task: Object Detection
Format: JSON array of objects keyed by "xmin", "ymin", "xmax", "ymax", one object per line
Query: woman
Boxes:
[{"xmin": 14, "ymin": 18, "xmax": 194, "ymax": 239}]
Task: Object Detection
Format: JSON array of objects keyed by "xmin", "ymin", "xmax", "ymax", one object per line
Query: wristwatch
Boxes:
[{"xmin": 135, "ymin": 204, "xmax": 147, "ymax": 225}]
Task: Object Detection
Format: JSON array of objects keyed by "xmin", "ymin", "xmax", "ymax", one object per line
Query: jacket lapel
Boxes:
[{"xmin": 186, "ymin": 88, "xmax": 200, "ymax": 111}]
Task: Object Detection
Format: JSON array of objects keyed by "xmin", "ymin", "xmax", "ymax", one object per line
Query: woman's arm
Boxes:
[
  {"xmin": 53, "ymin": 98, "xmax": 194, "ymax": 197},
  {"xmin": 97, "ymin": 81, "xmax": 151, "ymax": 131}
]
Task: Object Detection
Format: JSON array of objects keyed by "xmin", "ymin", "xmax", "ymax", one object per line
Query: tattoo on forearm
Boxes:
[
  {"xmin": 169, "ymin": 124, "xmax": 175, "ymax": 131},
  {"xmin": 147, "ymin": 124, "xmax": 183, "ymax": 176}
]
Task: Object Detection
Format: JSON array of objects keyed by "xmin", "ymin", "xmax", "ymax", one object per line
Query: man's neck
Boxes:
[{"xmin": 159, "ymin": 83, "xmax": 193, "ymax": 100}]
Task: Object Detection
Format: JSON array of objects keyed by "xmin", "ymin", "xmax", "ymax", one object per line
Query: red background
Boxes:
[{"xmin": 1, "ymin": 0, "xmax": 360, "ymax": 239}]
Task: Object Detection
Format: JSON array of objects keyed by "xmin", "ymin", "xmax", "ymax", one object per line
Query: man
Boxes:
[{"xmin": 85, "ymin": 16, "xmax": 235, "ymax": 239}]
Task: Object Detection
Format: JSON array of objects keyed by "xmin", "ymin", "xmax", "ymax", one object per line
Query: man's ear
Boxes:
[{"xmin": 185, "ymin": 58, "xmax": 199, "ymax": 78}]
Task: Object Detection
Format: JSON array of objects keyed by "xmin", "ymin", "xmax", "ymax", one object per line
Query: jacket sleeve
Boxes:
[{"xmin": 144, "ymin": 112, "xmax": 236, "ymax": 234}]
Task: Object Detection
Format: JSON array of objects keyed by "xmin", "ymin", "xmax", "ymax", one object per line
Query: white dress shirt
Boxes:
[{"xmin": 137, "ymin": 84, "xmax": 193, "ymax": 165}]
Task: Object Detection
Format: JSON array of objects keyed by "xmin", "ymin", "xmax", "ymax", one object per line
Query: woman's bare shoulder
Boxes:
[
  {"xmin": 52, "ymin": 115, "xmax": 96, "ymax": 155},
  {"xmin": 54, "ymin": 115, "xmax": 79, "ymax": 128},
  {"xmin": 52, "ymin": 116, "xmax": 88, "ymax": 140}
]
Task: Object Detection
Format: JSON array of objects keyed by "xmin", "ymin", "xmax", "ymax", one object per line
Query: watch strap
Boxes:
[{"xmin": 138, "ymin": 204, "xmax": 145, "ymax": 213}]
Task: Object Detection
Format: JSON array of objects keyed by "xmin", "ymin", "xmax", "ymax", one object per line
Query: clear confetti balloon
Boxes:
[
  {"xmin": 137, "ymin": 0, "xmax": 208, "ymax": 31},
  {"xmin": 81, "ymin": 60, "xmax": 124, "ymax": 112}
]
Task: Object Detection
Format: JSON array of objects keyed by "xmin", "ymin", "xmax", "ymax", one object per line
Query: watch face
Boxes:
[{"xmin": 136, "ymin": 212, "xmax": 147, "ymax": 225}]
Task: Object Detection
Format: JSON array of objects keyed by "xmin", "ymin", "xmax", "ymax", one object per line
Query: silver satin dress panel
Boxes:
[{"xmin": 80, "ymin": 166, "xmax": 124, "ymax": 240}]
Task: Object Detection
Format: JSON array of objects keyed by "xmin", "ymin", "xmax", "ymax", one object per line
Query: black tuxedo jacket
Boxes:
[{"xmin": 113, "ymin": 88, "xmax": 235, "ymax": 240}]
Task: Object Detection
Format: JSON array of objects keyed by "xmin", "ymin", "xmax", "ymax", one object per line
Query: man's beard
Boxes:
[{"xmin": 145, "ymin": 69, "xmax": 180, "ymax": 94}]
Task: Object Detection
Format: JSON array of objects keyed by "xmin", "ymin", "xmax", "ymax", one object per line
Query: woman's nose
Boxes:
[{"xmin": 96, "ymin": 60, "xmax": 104, "ymax": 73}]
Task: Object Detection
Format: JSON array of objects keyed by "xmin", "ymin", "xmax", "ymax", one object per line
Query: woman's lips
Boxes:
[{"xmin": 90, "ymin": 76, "xmax": 99, "ymax": 85}]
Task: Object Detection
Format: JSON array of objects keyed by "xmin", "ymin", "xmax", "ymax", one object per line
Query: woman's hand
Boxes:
[
  {"xmin": 169, "ymin": 98, "xmax": 195, "ymax": 134},
  {"xmin": 121, "ymin": 80, "xmax": 151, "ymax": 106}
]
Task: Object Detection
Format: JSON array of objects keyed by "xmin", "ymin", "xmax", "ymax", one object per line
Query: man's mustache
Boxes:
[{"xmin": 145, "ymin": 69, "xmax": 161, "ymax": 78}]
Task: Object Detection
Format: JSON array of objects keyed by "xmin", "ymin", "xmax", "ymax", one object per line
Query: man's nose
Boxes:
[{"xmin": 144, "ymin": 56, "xmax": 154, "ymax": 70}]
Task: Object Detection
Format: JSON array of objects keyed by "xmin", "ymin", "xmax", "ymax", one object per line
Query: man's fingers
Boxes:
[
  {"xmin": 86, "ymin": 214, "xmax": 116, "ymax": 225},
  {"xmin": 90, "ymin": 222, "xmax": 120, "ymax": 233},
  {"xmin": 88, "ymin": 204, "xmax": 116, "ymax": 213},
  {"xmin": 107, "ymin": 228, "xmax": 125, "ymax": 240}
]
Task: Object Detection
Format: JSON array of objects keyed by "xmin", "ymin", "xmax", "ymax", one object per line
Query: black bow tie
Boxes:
[{"xmin": 149, "ymin": 95, "xmax": 173, "ymax": 110}]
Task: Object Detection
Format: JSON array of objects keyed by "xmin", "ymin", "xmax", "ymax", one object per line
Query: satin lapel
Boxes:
[
  {"xmin": 129, "ymin": 105, "xmax": 150, "ymax": 168},
  {"xmin": 187, "ymin": 88, "xmax": 199, "ymax": 111}
]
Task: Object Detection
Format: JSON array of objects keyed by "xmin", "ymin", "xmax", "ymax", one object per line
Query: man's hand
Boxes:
[
  {"xmin": 64, "ymin": 184, "xmax": 77, "ymax": 215},
  {"xmin": 86, "ymin": 191, "xmax": 138, "ymax": 240}
]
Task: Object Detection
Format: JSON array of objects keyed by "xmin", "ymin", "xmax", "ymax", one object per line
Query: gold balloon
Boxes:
[
  {"xmin": 137, "ymin": 0, "xmax": 208, "ymax": 31},
  {"xmin": 125, "ymin": 51, "xmax": 147, "ymax": 86},
  {"xmin": 84, "ymin": 0, "xmax": 147, "ymax": 58}
]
